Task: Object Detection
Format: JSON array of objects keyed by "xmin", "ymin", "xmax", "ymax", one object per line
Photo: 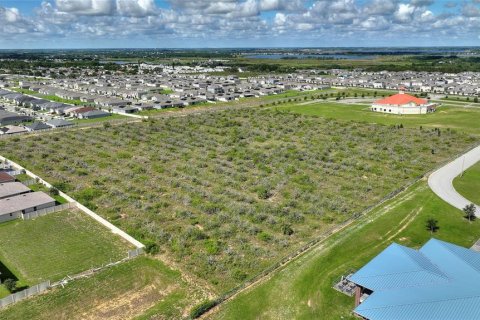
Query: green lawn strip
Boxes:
[
  {"xmin": 275, "ymin": 102, "xmax": 480, "ymax": 135},
  {"xmin": 213, "ymin": 182, "xmax": 480, "ymax": 319},
  {"xmin": 453, "ymin": 161, "xmax": 480, "ymax": 205},
  {"xmin": 0, "ymin": 210, "xmax": 131, "ymax": 284},
  {"xmin": 0, "ymin": 257, "xmax": 199, "ymax": 320}
]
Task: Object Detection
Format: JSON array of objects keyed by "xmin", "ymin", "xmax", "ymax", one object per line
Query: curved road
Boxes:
[{"xmin": 428, "ymin": 145, "xmax": 480, "ymax": 215}]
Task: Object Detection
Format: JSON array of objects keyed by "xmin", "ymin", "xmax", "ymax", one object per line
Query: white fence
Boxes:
[
  {"xmin": 0, "ymin": 281, "xmax": 51, "ymax": 309},
  {"xmin": 0, "ymin": 155, "xmax": 145, "ymax": 249},
  {"xmin": 23, "ymin": 203, "xmax": 75, "ymax": 220}
]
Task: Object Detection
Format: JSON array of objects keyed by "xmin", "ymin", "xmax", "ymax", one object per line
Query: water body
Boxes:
[{"xmin": 244, "ymin": 54, "xmax": 377, "ymax": 60}]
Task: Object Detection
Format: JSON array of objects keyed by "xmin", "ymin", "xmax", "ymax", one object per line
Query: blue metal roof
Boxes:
[{"xmin": 349, "ymin": 239, "xmax": 480, "ymax": 320}]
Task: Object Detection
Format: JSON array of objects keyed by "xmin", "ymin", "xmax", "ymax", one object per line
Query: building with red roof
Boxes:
[{"xmin": 371, "ymin": 91, "xmax": 436, "ymax": 115}]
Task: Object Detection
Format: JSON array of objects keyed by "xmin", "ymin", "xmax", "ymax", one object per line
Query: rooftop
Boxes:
[
  {"xmin": 349, "ymin": 239, "xmax": 480, "ymax": 320},
  {"xmin": 0, "ymin": 182, "xmax": 31, "ymax": 199},
  {"xmin": 0, "ymin": 191, "xmax": 55, "ymax": 216},
  {"xmin": 374, "ymin": 93, "xmax": 428, "ymax": 106}
]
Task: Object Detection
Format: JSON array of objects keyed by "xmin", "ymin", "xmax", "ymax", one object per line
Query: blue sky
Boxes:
[{"xmin": 0, "ymin": 0, "xmax": 478, "ymax": 48}]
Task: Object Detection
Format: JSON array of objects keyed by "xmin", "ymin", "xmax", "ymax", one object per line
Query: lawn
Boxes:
[
  {"xmin": 275, "ymin": 102, "xmax": 480, "ymax": 135},
  {"xmin": 212, "ymin": 181, "xmax": 480, "ymax": 319},
  {"xmin": 0, "ymin": 257, "xmax": 204, "ymax": 320},
  {"xmin": 0, "ymin": 210, "xmax": 131, "ymax": 286},
  {"xmin": 0, "ymin": 109, "xmax": 475, "ymax": 291},
  {"xmin": 453, "ymin": 161, "xmax": 480, "ymax": 205}
]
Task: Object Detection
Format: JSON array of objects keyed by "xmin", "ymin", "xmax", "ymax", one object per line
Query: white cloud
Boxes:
[
  {"xmin": 55, "ymin": 0, "xmax": 115, "ymax": 16},
  {"xmin": 394, "ymin": 3, "xmax": 415, "ymax": 22}
]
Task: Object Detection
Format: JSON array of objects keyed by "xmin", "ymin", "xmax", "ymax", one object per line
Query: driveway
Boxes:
[{"xmin": 428, "ymin": 145, "xmax": 480, "ymax": 215}]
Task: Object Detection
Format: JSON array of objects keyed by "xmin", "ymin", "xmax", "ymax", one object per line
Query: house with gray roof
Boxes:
[
  {"xmin": 46, "ymin": 119, "xmax": 73, "ymax": 128},
  {"xmin": 0, "ymin": 182, "xmax": 31, "ymax": 200},
  {"xmin": 0, "ymin": 192, "xmax": 55, "ymax": 223},
  {"xmin": 0, "ymin": 111, "xmax": 32, "ymax": 126}
]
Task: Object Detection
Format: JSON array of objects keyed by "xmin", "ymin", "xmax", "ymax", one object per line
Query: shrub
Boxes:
[
  {"xmin": 4, "ymin": 279, "xmax": 16, "ymax": 293},
  {"xmin": 144, "ymin": 241, "xmax": 159, "ymax": 255},
  {"xmin": 189, "ymin": 299, "xmax": 218, "ymax": 319}
]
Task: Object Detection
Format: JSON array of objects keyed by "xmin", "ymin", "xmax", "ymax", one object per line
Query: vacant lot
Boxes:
[
  {"xmin": 276, "ymin": 103, "xmax": 480, "ymax": 135},
  {"xmin": 213, "ymin": 181, "xmax": 480, "ymax": 319},
  {"xmin": 0, "ymin": 257, "xmax": 203, "ymax": 320},
  {"xmin": 453, "ymin": 161, "xmax": 480, "ymax": 204},
  {"xmin": 0, "ymin": 210, "xmax": 130, "ymax": 285},
  {"xmin": 1, "ymin": 109, "xmax": 475, "ymax": 290}
]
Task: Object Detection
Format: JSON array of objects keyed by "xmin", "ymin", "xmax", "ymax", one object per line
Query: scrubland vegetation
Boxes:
[{"xmin": 1, "ymin": 109, "xmax": 475, "ymax": 290}]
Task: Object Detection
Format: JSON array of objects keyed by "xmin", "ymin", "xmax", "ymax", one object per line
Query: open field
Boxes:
[
  {"xmin": 453, "ymin": 161, "xmax": 480, "ymax": 205},
  {"xmin": 0, "ymin": 210, "xmax": 130, "ymax": 286},
  {"xmin": 212, "ymin": 180, "xmax": 480, "ymax": 319},
  {"xmin": 275, "ymin": 102, "xmax": 480, "ymax": 135},
  {"xmin": 0, "ymin": 257, "xmax": 204, "ymax": 320},
  {"xmin": 0, "ymin": 109, "xmax": 475, "ymax": 291}
]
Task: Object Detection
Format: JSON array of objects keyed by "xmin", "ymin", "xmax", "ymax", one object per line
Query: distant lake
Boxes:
[{"xmin": 244, "ymin": 54, "xmax": 377, "ymax": 60}]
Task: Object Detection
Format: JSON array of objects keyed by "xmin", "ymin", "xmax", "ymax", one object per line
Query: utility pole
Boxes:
[{"xmin": 461, "ymin": 156, "xmax": 466, "ymax": 177}]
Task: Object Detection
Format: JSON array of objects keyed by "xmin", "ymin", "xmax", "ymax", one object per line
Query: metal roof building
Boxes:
[{"xmin": 349, "ymin": 239, "xmax": 480, "ymax": 320}]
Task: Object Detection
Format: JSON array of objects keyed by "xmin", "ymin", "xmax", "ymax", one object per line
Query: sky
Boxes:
[{"xmin": 0, "ymin": 0, "xmax": 479, "ymax": 49}]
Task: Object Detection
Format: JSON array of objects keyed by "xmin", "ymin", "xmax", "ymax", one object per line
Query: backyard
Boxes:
[
  {"xmin": 0, "ymin": 108, "xmax": 476, "ymax": 291},
  {"xmin": 0, "ymin": 210, "xmax": 131, "ymax": 290},
  {"xmin": 0, "ymin": 257, "xmax": 205, "ymax": 320}
]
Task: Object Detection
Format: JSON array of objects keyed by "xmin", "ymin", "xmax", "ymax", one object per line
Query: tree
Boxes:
[
  {"xmin": 4, "ymin": 279, "xmax": 16, "ymax": 293},
  {"xmin": 426, "ymin": 218, "xmax": 439, "ymax": 234},
  {"xmin": 463, "ymin": 203, "xmax": 477, "ymax": 222}
]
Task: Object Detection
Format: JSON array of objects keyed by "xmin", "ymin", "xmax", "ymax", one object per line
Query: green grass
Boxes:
[
  {"xmin": 453, "ymin": 161, "xmax": 480, "ymax": 204},
  {"xmin": 213, "ymin": 181, "xmax": 480, "ymax": 319},
  {"xmin": 0, "ymin": 257, "xmax": 203, "ymax": 320},
  {"xmin": 0, "ymin": 210, "xmax": 131, "ymax": 284},
  {"xmin": 275, "ymin": 102, "xmax": 480, "ymax": 135}
]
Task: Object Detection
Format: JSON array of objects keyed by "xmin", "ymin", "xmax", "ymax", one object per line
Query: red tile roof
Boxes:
[{"xmin": 375, "ymin": 93, "xmax": 428, "ymax": 106}]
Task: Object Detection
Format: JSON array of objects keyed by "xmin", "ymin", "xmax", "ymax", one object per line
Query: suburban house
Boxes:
[
  {"xmin": 349, "ymin": 239, "xmax": 480, "ymax": 320},
  {"xmin": 0, "ymin": 192, "xmax": 55, "ymax": 223},
  {"xmin": 78, "ymin": 110, "xmax": 110, "ymax": 119},
  {"xmin": 0, "ymin": 125, "xmax": 28, "ymax": 135},
  {"xmin": 0, "ymin": 110, "xmax": 32, "ymax": 126},
  {"xmin": 25, "ymin": 122, "xmax": 50, "ymax": 132},
  {"xmin": 46, "ymin": 119, "xmax": 73, "ymax": 128},
  {"xmin": 371, "ymin": 91, "xmax": 437, "ymax": 115},
  {"xmin": 0, "ymin": 182, "xmax": 31, "ymax": 200}
]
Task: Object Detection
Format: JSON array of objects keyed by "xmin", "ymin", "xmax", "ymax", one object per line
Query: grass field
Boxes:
[
  {"xmin": 0, "ymin": 210, "xmax": 130, "ymax": 286},
  {"xmin": 212, "ymin": 180, "xmax": 480, "ymax": 319},
  {"xmin": 453, "ymin": 161, "xmax": 480, "ymax": 205},
  {"xmin": 275, "ymin": 102, "xmax": 480, "ymax": 135},
  {"xmin": 0, "ymin": 109, "xmax": 475, "ymax": 291},
  {"xmin": 0, "ymin": 257, "xmax": 204, "ymax": 320}
]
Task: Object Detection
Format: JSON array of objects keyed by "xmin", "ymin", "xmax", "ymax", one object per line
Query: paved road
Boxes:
[{"xmin": 428, "ymin": 145, "xmax": 480, "ymax": 215}]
